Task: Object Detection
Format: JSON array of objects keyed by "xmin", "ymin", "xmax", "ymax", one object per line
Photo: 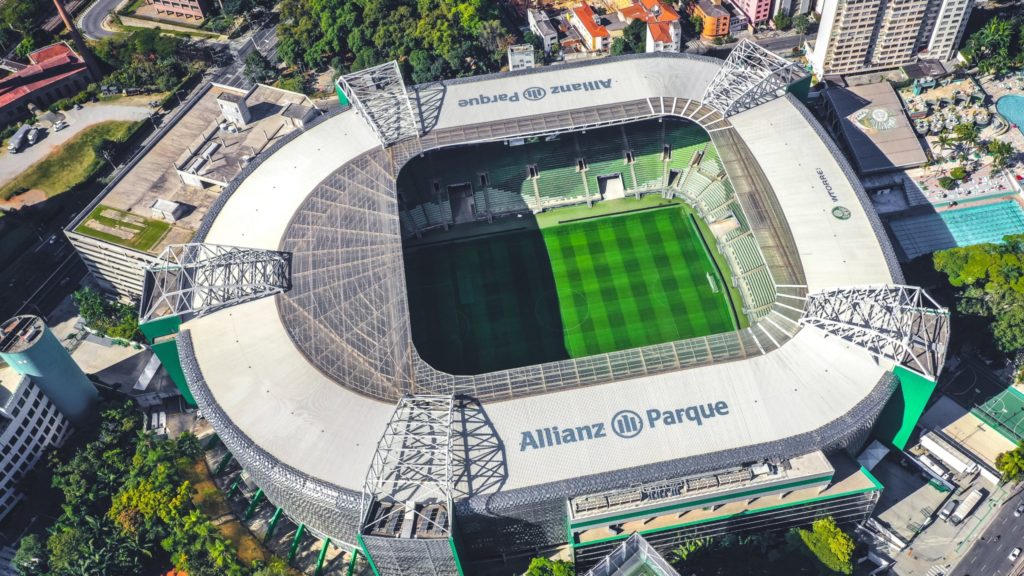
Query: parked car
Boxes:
[
  {"xmin": 26, "ymin": 126, "xmax": 39, "ymax": 145},
  {"xmin": 1015, "ymin": 503, "xmax": 1024, "ymax": 517},
  {"xmin": 53, "ymin": 120, "xmax": 68, "ymax": 131},
  {"xmin": 1010, "ymin": 548, "xmax": 1021, "ymax": 562}
]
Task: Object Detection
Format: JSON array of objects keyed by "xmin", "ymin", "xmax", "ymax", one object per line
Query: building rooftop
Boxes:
[
  {"xmin": 822, "ymin": 81, "xmax": 928, "ymax": 175},
  {"xmin": 695, "ymin": 0, "xmax": 729, "ymax": 18},
  {"xmin": 0, "ymin": 42, "xmax": 88, "ymax": 110},
  {"xmin": 0, "ymin": 315, "xmax": 45, "ymax": 354},
  {"xmin": 574, "ymin": 4, "xmax": 611, "ymax": 37},
  {"xmin": 70, "ymin": 84, "xmax": 316, "ymax": 256}
]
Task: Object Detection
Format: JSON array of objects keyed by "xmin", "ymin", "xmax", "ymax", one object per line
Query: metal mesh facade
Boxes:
[
  {"xmin": 177, "ymin": 331, "xmax": 364, "ymax": 543},
  {"xmin": 277, "ymin": 102, "xmax": 806, "ymax": 403},
  {"xmin": 360, "ymin": 536, "xmax": 460, "ymax": 576}
]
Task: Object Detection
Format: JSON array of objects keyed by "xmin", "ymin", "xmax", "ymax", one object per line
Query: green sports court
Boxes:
[{"xmin": 403, "ymin": 198, "xmax": 741, "ymax": 375}]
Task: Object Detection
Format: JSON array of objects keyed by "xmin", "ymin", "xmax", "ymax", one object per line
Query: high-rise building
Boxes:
[
  {"xmin": 732, "ymin": 0, "xmax": 772, "ymax": 26},
  {"xmin": 807, "ymin": 0, "xmax": 974, "ymax": 76},
  {"xmin": 0, "ymin": 315, "xmax": 95, "ymax": 522}
]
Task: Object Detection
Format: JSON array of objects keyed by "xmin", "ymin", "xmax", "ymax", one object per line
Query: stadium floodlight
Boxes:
[
  {"xmin": 800, "ymin": 285, "xmax": 950, "ymax": 379},
  {"xmin": 140, "ymin": 243, "xmax": 290, "ymax": 323},
  {"xmin": 361, "ymin": 395, "xmax": 454, "ymax": 538},
  {"xmin": 702, "ymin": 40, "xmax": 808, "ymax": 117},
  {"xmin": 337, "ymin": 61, "xmax": 421, "ymax": 146}
]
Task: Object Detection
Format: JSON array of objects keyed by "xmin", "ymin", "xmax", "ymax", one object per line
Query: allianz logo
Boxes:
[
  {"xmin": 457, "ymin": 79, "xmax": 614, "ymax": 108},
  {"xmin": 519, "ymin": 401, "xmax": 731, "ymax": 452}
]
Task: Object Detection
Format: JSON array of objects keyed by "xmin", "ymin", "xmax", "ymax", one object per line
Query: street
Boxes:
[
  {"xmin": 77, "ymin": 0, "xmax": 122, "ymax": 39},
  {"xmin": 951, "ymin": 493, "xmax": 1024, "ymax": 576},
  {"xmin": 212, "ymin": 20, "xmax": 280, "ymax": 89}
]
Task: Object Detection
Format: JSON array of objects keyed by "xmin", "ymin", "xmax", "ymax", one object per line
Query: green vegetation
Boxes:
[
  {"xmin": 961, "ymin": 15, "xmax": 1024, "ymax": 76},
  {"xmin": 94, "ymin": 28, "xmax": 211, "ymax": 92},
  {"xmin": 76, "ymin": 204, "xmax": 171, "ymax": 252},
  {"xmin": 933, "ymin": 235, "xmax": 1024, "ymax": 353},
  {"xmin": 276, "ymin": 0, "xmax": 515, "ymax": 83},
  {"xmin": 13, "ymin": 402, "xmax": 255, "ymax": 576},
  {"xmin": 524, "ymin": 557, "xmax": 575, "ymax": 576},
  {"xmin": 543, "ymin": 204, "xmax": 736, "ymax": 357},
  {"xmin": 795, "ymin": 518, "xmax": 855, "ymax": 575},
  {"xmin": 669, "ymin": 527, "xmax": 853, "ymax": 575},
  {"xmin": 949, "ymin": 166, "xmax": 967, "ymax": 180},
  {"xmin": 989, "ymin": 140, "xmax": 1016, "ymax": 172},
  {"xmin": 794, "ymin": 14, "xmax": 810, "ymax": 35},
  {"xmin": 773, "ymin": 13, "xmax": 792, "ymax": 31},
  {"xmin": 73, "ymin": 286, "xmax": 139, "ymax": 341},
  {"xmin": 0, "ymin": 121, "xmax": 139, "ymax": 200},
  {"xmin": 244, "ymin": 50, "xmax": 278, "ymax": 84},
  {"xmin": 997, "ymin": 441, "xmax": 1024, "ymax": 482},
  {"xmin": 938, "ymin": 176, "xmax": 957, "ymax": 190}
]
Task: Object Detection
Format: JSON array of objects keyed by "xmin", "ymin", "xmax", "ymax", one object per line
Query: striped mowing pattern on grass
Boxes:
[{"xmin": 542, "ymin": 205, "xmax": 735, "ymax": 358}]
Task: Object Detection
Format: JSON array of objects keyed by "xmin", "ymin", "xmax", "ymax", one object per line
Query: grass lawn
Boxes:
[
  {"xmin": 76, "ymin": 204, "xmax": 171, "ymax": 252},
  {"xmin": 542, "ymin": 202, "xmax": 735, "ymax": 357},
  {"xmin": 404, "ymin": 197, "xmax": 738, "ymax": 373},
  {"xmin": 0, "ymin": 121, "xmax": 139, "ymax": 200}
]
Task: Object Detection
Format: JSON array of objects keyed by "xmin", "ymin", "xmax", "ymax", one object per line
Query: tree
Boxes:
[
  {"xmin": 73, "ymin": 287, "xmax": 106, "ymax": 327},
  {"xmin": 13, "ymin": 534, "xmax": 46, "ymax": 576},
  {"xmin": 937, "ymin": 133, "xmax": 953, "ymax": 151},
  {"xmin": 244, "ymin": 50, "xmax": 277, "ymax": 84},
  {"xmin": 525, "ymin": 557, "xmax": 575, "ymax": 576},
  {"xmin": 690, "ymin": 14, "xmax": 703, "ymax": 36},
  {"xmin": 794, "ymin": 517, "xmax": 854, "ymax": 575},
  {"xmin": 938, "ymin": 176, "xmax": 957, "ymax": 190},
  {"xmin": 949, "ymin": 165, "xmax": 967, "ymax": 180},
  {"xmin": 989, "ymin": 140, "xmax": 1016, "ymax": 171},
  {"xmin": 997, "ymin": 442, "xmax": 1024, "ymax": 482},
  {"xmin": 623, "ymin": 19, "xmax": 647, "ymax": 53},
  {"xmin": 610, "ymin": 37, "xmax": 629, "ymax": 56},
  {"xmin": 773, "ymin": 13, "xmax": 792, "ymax": 31},
  {"xmin": 793, "ymin": 13, "xmax": 810, "ymax": 35},
  {"xmin": 954, "ymin": 122, "xmax": 980, "ymax": 148}
]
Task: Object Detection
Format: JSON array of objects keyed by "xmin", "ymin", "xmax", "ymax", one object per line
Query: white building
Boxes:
[
  {"xmin": 528, "ymin": 9, "xmax": 559, "ymax": 54},
  {"xmin": 0, "ymin": 367, "xmax": 71, "ymax": 521},
  {"xmin": 807, "ymin": 0, "xmax": 974, "ymax": 76}
]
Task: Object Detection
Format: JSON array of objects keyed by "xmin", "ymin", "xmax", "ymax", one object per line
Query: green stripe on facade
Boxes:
[
  {"xmin": 573, "ymin": 480, "xmax": 881, "ymax": 549},
  {"xmin": 356, "ymin": 532, "xmax": 382, "ymax": 576},
  {"xmin": 570, "ymin": 473, "xmax": 834, "ymax": 529}
]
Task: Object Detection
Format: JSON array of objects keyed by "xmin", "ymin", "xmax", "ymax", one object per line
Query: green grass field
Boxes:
[
  {"xmin": 75, "ymin": 204, "xmax": 171, "ymax": 252},
  {"xmin": 404, "ymin": 199, "xmax": 738, "ymax": 374},
  {"xmin": 1, "ymin": 121, "xmax": 139, "ymax": 200}
]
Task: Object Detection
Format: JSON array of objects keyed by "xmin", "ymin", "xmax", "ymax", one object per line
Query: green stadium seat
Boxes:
[
  {"xmin": 740, "ymin": 267, "xmax": 776, "ymax": 312},
  {"xmin": 726, "ymin": 234, "xmax": 764, "ymax": 275}
]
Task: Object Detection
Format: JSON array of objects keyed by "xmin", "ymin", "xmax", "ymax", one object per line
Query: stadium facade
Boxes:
[{"xmin": 136, "ymin": 43, "xmax": 949, "ymax": 575}]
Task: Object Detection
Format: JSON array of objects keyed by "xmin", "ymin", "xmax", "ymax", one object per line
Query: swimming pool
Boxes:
[
  {"xmin": 997, "ymin": 94, "xmax": 1024, "ymax": 135},
  {"xmin": 889, "ymin": 200, "xmax": 1024, "ymax": 260}
]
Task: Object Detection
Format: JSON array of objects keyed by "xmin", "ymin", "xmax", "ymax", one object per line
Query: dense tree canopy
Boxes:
[
  {"xmin": 524, "ymin": 557, "xmax": 575, "ymax": 576},
  {"xmin": 15, "ymin": 402, "xmax": 253, "ymax": 576},
  {"xmin": 795, "ymin": 518, "xmax": 855, "ymax": 575},
  {"xmin": 93, "ymin": 29, "xmax": 205, "ymax": 92},
  {"xmin": 934, "ymin": 235, "xmax": 1024, "ymax": 352},
  {"xmin": 997, "ymin": 442, "xmax": 1024, "ymax": 482},
  {"xmin": 961, "ymin": 16, "xmax": 1024, "ymax": 75},
  {"xmin": 276, "ymin": 0, "xmax": 515, "ymax": 82},
  {"xmin": 72, "ymin": 287, "xmax": 139, "ymax": 340}
]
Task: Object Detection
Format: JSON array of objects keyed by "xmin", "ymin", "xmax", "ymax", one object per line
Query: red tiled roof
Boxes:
[
  {"xmin": 640, "ymin": 0, "xmax": 680, "ymax": 21},
  {"xmin": 29, "ymin": 43, "xmax": 75, "ymax": 65},
  {"xmin": 649, "ymin": 21, "xmax": 673, "ymax": 43},
  {"xmin": 573, "ymin": 4, "xmax": 610, "ymax": 38},
  {"xmin": 0, "ymin": 43, "xmax": 88, "ymax": 109}
]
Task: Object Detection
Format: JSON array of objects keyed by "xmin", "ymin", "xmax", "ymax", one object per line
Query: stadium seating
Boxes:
[
  {"xmin": 726, "ymin": 235, "xmax": 764, "ymax": 275},
  {"xmin": 700, "ymin": 142, "xmax": 723, "ymax": 176},
  {"xmin": 623, "ymin": 123, "xmax": 666, "ymax": 189},
  {"xmin": 665, "ymin": 123, "xmax": 710, "ymax": 173},
  {"xmin": 697, "ymin": 181, "xmax": 731, "ymax": 212},
  {"xmin": 680, "ymin": 171, "xmax": 713, "ymax": 200},
  {"xmin": 740, "ymin": 267, "xmax": 776, "ymax": 312}
]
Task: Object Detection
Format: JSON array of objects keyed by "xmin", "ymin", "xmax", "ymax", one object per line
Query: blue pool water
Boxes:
[
  {"xmin": 889, "ymin": 201, "xmax": 1024, "ymax": 260},
  {"xmin": 998, "ymin": 94, "xmax": 1024, "ymax": 135}
]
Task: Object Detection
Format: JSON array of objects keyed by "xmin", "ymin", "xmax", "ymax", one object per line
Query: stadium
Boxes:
[{"xmin": 138, "ymin": 42, "xmax": 951, "ymax": 575}]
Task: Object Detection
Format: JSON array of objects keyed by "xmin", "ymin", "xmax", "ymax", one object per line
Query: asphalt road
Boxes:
[
  {"xmin": 213, "ymin": 22, "xmax": 279, "ymax": 89},
  {"xmin": 78, "ymin": 0, "xmax": 122, "ymax": 39},
  {"xmin": 951, "ymin": 494, "xmax": 1024, "ymax": 576}
]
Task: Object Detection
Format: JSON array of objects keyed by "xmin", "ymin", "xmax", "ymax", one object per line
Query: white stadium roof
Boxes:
[{"xmin": 184, "ymin": 56, "xmax": 905, "ymax": 497}]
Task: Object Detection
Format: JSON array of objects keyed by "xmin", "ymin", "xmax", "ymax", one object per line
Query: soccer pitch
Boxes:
[
  {"xmin": 403, "ymin": 200, "xmax": 739, "ymax": 374},
  {"xmin": 543, "ymin": 204, "xmax": 736, "ymax": 357}
]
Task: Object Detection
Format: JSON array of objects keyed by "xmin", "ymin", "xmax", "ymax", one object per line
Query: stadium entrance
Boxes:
[{"xmin": 398, "ymin": 118, "xmax": 754, "ymax": 375}]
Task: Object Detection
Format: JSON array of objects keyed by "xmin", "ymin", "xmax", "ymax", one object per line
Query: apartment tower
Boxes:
[{"xmin": 808, "ymin": 0, "xmax": 974, "ymax": 75}]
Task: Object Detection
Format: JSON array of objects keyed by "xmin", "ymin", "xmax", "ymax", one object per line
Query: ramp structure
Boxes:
[
  {"xmin": 337, "ymin": 61, "xmax": 420, "ymax": 146},
  {"xmin": 140, "ymin": 243, "xmax": 290, "ymax": 322},
  {"xmin": 360, "ymin": 395, "xmax": 461, "ymax": 576},
  {"xmin": 702, "ymin": 40, "xmax": 807, "ymax": 116},
  {"xmin": 800, "ymin": 285, "xmax": 949, "ymax": 379}
]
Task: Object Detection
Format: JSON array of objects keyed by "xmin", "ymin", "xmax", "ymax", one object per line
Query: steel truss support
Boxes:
[
  {"xmin": 701, "ymin": 39, "xmax": 808, "ymax": 117},
  {"xmin": 140, "ymin": 243, "xmax": 291, "ymax": 323},
  {"xmin": 337, "ymin": 61, "xmax": 420, "ymax": 146},
  {"xmin": 800, "ymin": 285, "xmax": 950, "ymax": 379},
  {"xmin": 361, "ymin": 394, "xmax": 454, "ymax": 537}
]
